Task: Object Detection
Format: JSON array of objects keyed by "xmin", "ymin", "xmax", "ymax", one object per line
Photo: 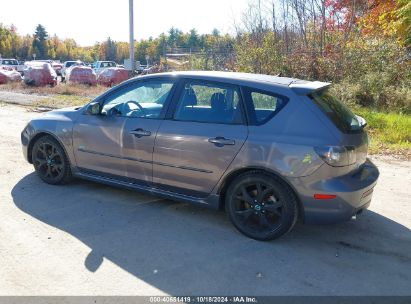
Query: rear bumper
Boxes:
[{"xmin": 291, "ymin": 159, "xmax": 379, "ymax": 224}]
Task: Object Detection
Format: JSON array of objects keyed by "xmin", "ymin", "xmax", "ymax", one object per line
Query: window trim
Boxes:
[
  {"xmin": 166, "ymin": 78, "xmax": 247, "ymax": 125},
  {"xmin": 241, "ymin": 86, "xmax": 289, "ymax": 126}
]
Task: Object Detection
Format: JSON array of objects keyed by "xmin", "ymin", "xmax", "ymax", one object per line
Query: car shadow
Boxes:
[{"xmin": 12, "ymin": 173, "xmax": 411, "ymax": 295}]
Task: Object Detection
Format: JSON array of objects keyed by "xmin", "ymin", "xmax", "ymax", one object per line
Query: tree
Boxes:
[
  {"xmin": 395, "ymin": 0, "xmax": 411, "ymax": 47},
  {"xmin": 104, "ymin": 37, "xmax": 117, "ymax": 61},
  {"xmin": 32, "ymin": 24, "xmax": 48, "ymax": 59},
  {"xmin": 187, "ymin": 29, "xmax": 199, "ymax": 48}
]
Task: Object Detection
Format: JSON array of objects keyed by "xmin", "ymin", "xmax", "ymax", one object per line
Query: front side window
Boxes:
[
  {"xmin": 174, "ymin": 81, "xmax": 243, "ymax": 124},
  {"xmin": 101, "ymin": 80, "xmax": 174, "ymax": 119}
]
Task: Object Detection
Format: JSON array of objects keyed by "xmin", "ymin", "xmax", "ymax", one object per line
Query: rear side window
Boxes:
[
  {"xmin": 173, "ymin": 81, "xmax": 244, "ymax": 124},
  {"xmin": 309, "ymin": 89, "xmax": 361, "ymax": 133},
  {"xmin": 244, "ymin": 88, "xmax": 288, "ymax": 124}
]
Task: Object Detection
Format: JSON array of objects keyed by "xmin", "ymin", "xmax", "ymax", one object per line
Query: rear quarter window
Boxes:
[{"xmin": 244, "ymin": 88, "xmax": 288, "ymax": 125}]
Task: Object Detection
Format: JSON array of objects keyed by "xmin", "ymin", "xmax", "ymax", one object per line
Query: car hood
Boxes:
[{"xmin": 33, "ymin": 106, "xmax": 83, "ymax": 122}]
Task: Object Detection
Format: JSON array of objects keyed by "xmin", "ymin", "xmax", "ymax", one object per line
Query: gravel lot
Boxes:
[
  {"xmin": 0, "ymin": 103, "xmax": 410, "ymax": 296},
  {"xmin": 0, "ymin": 91, "xmax": 50, "ymax": 105}
]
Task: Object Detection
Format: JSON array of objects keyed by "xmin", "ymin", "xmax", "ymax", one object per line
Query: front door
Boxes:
[
  {"xmin": 73, "ymin": 78, "xmax": 176, "ymax": 183},
  {"xmin": 153, "ymin": 79, "xmax": 248, "ymax": 197},
  {"xmin": 73, "ymin": 113, "xmax": 126, "ymax": 177},
  {"xmin": 119, "ymin": 79, "xmax": 176, "ymax": 185}
]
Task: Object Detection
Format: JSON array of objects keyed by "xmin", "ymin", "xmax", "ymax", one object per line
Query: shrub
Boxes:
[{"xmin": 330, "ymin": 75, "xmax": 411, "ymax": 114}]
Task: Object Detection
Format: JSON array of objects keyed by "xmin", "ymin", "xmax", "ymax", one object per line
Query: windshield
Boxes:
[
  {"xmin": 66, "ymin": 61, "xmax": 82, "ymax": 68},
  {"xmin": 2, "ymin": 60, "xmax": 18, "ymax": 65},
  {"xmin": 309, "ymin": 89, "xmax": 361, "ymax": 133}
]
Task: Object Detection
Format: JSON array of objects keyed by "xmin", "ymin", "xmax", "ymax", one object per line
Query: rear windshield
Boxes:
[{"xmin": 309, "ymin": 89, "xmax": 361, "ymax": 133}]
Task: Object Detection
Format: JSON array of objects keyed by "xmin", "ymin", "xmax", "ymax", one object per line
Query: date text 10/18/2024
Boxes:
[{"xmin": 149, "ymin": 297, "xmax": 258, "ymax": 303}]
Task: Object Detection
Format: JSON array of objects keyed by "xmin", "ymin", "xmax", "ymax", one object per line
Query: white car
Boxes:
[
  {"xmin": 0, "ymin": 58, "xmax": 25, "ymax": 75},
  {"xmin": 92, "ymin": 61, "xmax": 117, "ymax": 75},
  {"xmin": 61, "ymin": 60, "xmax": 84, "ymax": 81}
]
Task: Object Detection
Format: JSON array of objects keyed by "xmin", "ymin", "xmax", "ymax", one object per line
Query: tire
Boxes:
[
  {"xmin": 31, "ymin": 135, "xmax": 72, "ymax": 185},
  {"xmin": 225, "ymin": 171, "xmax": 298, "ymax": 241}
]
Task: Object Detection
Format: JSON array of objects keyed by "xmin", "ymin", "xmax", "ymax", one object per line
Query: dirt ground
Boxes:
[{"xmin": 0, "ymin": 103, "xmax": 410, "ymax": 296}]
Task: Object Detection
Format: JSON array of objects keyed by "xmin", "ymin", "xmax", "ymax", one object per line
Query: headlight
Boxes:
[{"xmin": 315, "ymin": 146, "xmax": 356, "ymax": 167}]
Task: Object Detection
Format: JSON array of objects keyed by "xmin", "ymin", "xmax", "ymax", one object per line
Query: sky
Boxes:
[{"xmin": 0, "ymin": 0, "xmax": 250, "ymax": 46}]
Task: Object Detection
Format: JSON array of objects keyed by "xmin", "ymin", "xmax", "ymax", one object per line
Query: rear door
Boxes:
[{"xmin": 153, "ymin": 79, "xmax": 248, "ymax": 197}]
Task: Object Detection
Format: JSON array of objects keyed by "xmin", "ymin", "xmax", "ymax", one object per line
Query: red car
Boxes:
[
  {"xmin": 66, "ymin": 66, "xmax": 97, "ymax": 86},
  {"xmin": 23, "ymin": 62, "xmax": 57, "ymax": 87},
  {"xmin": 97, "ymin": 67, "xmax": 129, "ymax": 87},
  {"xmin": 0, "ymin": 68, "xmax": 22, "ymax": 84}
]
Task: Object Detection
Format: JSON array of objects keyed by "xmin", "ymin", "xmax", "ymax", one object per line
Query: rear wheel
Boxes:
[
  {"xmin": 32, "ymin": 136, "xmax": 72, "ymax": 185},
  {"xmin": 225, "ymin": 171, "xmax": 298, "ymax": 241}
]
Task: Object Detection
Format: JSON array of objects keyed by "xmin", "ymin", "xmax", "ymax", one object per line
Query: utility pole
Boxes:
[{"xmin": 129, "ymin": 0, "xmax": 135, "ymax": 73}]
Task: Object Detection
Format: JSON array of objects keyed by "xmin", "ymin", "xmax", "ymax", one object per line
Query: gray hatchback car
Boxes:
[{"xmin": 21, "ymin": 71, "xmax": 379, "ymax": 240}]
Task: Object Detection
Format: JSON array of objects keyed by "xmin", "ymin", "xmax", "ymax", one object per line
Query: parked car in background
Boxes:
[
  {"xmin": 92, "ymin": 61, "xmax": 117, "ymax": 75},
  {"xmin": 61, "ymin": 60, "xmax": 84, "ymax": 81},
  {"xmin": 30, "ymin": 60, "xmax": 62, "ymax": 76},
  {"xmin": 20, "ymin": 71, "xmax": 379, "ymax": 241},
  {"xmin": 52, "ymin": 62, "xmax": 63, "ymax": 76},
  {"xmin": 0, "ymin": 68, "xmax": 22, "ymax": 84},
  {"xmin": 97, "ymin": 67, "xmax": 129, "ymax": 87},
  {"xmin": 0, "ymin": 58, "xmax": 25, "ymax": 75},
  {"xmin": 66, "ymin": 65, "xmax": 97, "ymax": 86},
  {"xmin": 23, "ymin": 61, "xmax": 57, "ymax": 87}
]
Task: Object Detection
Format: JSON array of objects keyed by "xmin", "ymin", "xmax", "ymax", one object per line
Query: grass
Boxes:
[
  {"xmin": 0, "ymin": 81, "xmax": 109, "ymax": 110},
  {"xmin": 32, "ymin": 95, "xmax": 92, "ymax": 109},
  {"xmin": 0, "ymin": 82, "xmax": 107, "ymax": 98},
  {"xmin": 354, "ymin": 108, "xmax": 411, "ymax": 158}
]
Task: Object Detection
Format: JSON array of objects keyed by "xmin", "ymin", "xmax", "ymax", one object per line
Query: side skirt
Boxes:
[{"xmin": 73, "ymin": 170, "xmax": 220, "ymax": 210}]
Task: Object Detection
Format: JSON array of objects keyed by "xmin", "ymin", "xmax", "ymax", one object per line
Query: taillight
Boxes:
[
  {"xmin": 314, "ymin": 146, "xmax": 356, "ymax": 167},
  {"xmin": 314, "ymin": 194, "xmax": 337, "ymax": 200}
]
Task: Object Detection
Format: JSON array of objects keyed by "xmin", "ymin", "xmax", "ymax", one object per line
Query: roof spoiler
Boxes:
[{"xmin": 289, "ymin": 81, "xmax": 331, "ymax": 95}]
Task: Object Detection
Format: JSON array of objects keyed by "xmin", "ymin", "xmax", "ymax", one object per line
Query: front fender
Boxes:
[{"xmin": 21, "ymin": 107, "xmax": 81, "ymax": 165}]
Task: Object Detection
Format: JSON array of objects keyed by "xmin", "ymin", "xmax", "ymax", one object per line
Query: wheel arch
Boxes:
[
  {"xmin": 217, "ymin": 167, "xmax": 304, "ymax": 221},
  {"xmin": 27, "ymin": 131, "xmax": 70, "ymax": 165}
]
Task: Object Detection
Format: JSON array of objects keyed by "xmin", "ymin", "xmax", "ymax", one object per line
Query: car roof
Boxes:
[
  {"xmin": 154, "ymin": 71, "xmax": 296, "ymax": 86},
  {"xmin": 141, "ymin": 71, "xmax": 330, "ymax": 94}
]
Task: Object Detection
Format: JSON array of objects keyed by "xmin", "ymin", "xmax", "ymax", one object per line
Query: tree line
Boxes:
[{"xmin": 0, "ymin": 23, "xmax": 232, "ymax": 64}]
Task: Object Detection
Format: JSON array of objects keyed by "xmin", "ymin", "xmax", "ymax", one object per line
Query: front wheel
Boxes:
[
  {"xmin": 225, "ymin": 171, "xmax": 298, "ymax": 241},
  {"xmin": 32, "ymin": 135, "xmax": 72, "ymax": 185}
]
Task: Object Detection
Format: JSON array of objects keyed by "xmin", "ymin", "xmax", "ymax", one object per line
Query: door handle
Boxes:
[
  {"xmin": 129, "ymin": 128, "xmax": 151, "ymax": 138},
  {"xmin": 208, "ymin": 137, "xmax": 236, "ymax": 146}
]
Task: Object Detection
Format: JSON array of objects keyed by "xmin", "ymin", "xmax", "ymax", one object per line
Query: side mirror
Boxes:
[{"xmin": 86, "ymin": 102, "xmax": 101, "ymax": 115}]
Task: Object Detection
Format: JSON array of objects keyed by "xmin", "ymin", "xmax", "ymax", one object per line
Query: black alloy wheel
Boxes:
[
  {"xmin": 32, "ymin": 136, "xmax": 72, "ymax": 185},
  {"xmin": 226, "ymin": 171, "xmax": 298, "ymax": 241}
]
